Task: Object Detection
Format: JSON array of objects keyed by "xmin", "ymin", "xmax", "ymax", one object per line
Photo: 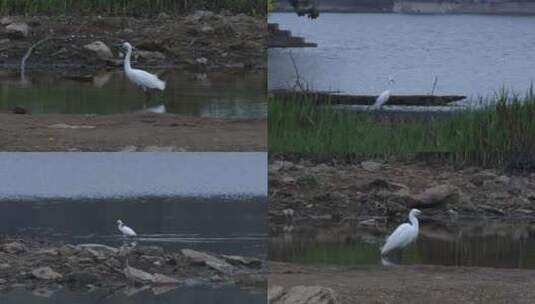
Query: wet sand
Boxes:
[
  {"xmin": 0, "ymin": 113, "xmax": 266, "ymax": 151},
  {"xmin": 269, "ymin": 262, "xmax": 535, "ymax": 304}
]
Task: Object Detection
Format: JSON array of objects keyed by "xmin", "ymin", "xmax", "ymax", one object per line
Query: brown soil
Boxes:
[
  {"xmin": 0, "ymin": 12, "xmax": 266, "ymax": 71},
  {"xmin": 269, "ymin": 157, "xmax": 535, "ymax": 232},
  {"xmin": 0, "ymin": 113, "xmax": 266, "ymax": 151},
  {"xmin": 269, "ymin": 262, "xmax": 535, "ymax": 304}
]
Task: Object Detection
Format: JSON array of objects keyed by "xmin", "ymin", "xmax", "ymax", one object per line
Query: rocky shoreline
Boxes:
[
  {"xmin": 269, "ymin": 156, "xmax": 535, "ymax": 233},
  {"xmin": 0, "ymin": 238, "xmax": 266, "ymax": 296},
  {"xmin": 0, "ymin": 10, "xmax": 266, "ymax": 72}
]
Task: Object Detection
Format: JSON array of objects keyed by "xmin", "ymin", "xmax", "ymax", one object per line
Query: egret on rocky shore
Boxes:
[
  {"xmin": 122, "ymin": 42, "xmax": 166, "ymax": 96},
  {"xmin": 117, "ymin": 219, "xmax": 137, "ymax": 238},
  {"xmin": 380, "ymin": 209, "xmax": 422, "ymax": 256},
  {"xmin": 369, "ymin": 76, "xmax": 395, "ymax": 110}
]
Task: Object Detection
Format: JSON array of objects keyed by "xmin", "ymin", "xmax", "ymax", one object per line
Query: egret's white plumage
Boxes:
[
  {"xmin": 122, "ymin": 42, "xmax": 166, "ymax": 91},
  {"xmin": 117, "ymin": 219, "xmax": 137, "ymax": 237},
  {"xmin": 381, "ymin": 209, "xmax": 422, "ymax": 256},
  {"xmin": 370, "ymin": 90, "xmax": 390, "ymax": 110}
]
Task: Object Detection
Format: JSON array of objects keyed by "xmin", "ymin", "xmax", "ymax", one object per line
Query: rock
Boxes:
[
  {"xmin": 181, "ymin": 249, "xmax": 234, "ymax": 274},
  {"xmin": 410, "ymin": 185, "xmax": 460, "ymax": 208},
  {"xmin": 201, "ymin": 25, "xmax": 215, "ymax": 34},
  {"xmin": 5, "ymin": 22, "xmax": 30, "ymax": 39},
  {"xmin": 1, "ymin": 242, "xmax": 27, "ymax": 254},
  {"xmin": 0, "ymin": 38, "xmax": 10, "ymax": 51},
  {"xmin": 0, "ymin": 17, "xmax": 14, "ymax": 26},
  {"xmin": 32, "ymin": 287, "xmax": 57, "ymax": 298},
  {"xmin": 137, "ymin": 50, "xmax": 166, "ymax": 62},
  {"xmin": 83, "ymin": 41, "xmax": 114, "ymax": 61},
  {"xmin": 268, "ymin": 285, "xmax": 339, "ymax": 304},
  {"xmin": 133, "ymin": 246, "xmax": 164, "ymax": 257},
  {"xmin": 152, "ymin": 273, "xmax": 179, "ymax": 285},
  {"xmin": 470, "ymin": 171, "xmax": 497, "ymax": 186},
  {"xmin": 196, "ymin": 57, "xmax": 208, "ymax": 65},
  {"xmin": 78, "ymin": 244, "xmax": 118, "ymax": 255},
  {"xmin": 31, "ymin": 267, "xmax": 63, "ymax": 280},
  {"xmin": 0, "ymin": 263, "xmax": 10, "ymax": 270},
  {"xmin": 157, "ymin": 12, "xmax": 170, "ymax": 19},
  {"xmin": 65, "ymin": 271, "xmax": 101, "ymax": 285},
  {"xmin": 222, "ymin": 255, "xmax": 263, "ymax": 268},
  {"xmin": 0, "ymin": 279, "xmax": 6, "ymax": 284},
  {"xmin": 48, "ymin": 123, "xmax": 96, "ymax": 129},
  {"xmin": 58, "ymin": 244, "xmax": 78, "ymax": 256},
  {"xmin": 361, "ymin": 161, "xmax": 383, "ymax": 172},
  {"xmin": 124, "ymin": 266, "xmax": 154, "ymax": 283},
  {"xmin": 187, "ymin": 10, "xmax": 215, "ymax": 22}
]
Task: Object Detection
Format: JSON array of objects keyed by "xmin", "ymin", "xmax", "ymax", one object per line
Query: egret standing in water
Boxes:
[
  {"xmin": 117, "ymin": 219, "xmax": 137, "ymax": 238},
  {"xmin": 381, "ymin": 209, "xmax": 422, "ymax": 256},
  {"xmin": 122, "ymin": 42, "xmax": 166, "ymax": 103},
  {"xmin": 369, "ymin": 76, "xmax": 395, "ymax": 110}
]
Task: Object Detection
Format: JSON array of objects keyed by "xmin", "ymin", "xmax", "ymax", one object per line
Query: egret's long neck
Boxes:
[
  {"xmin": 124, "ymin": 47, "xmax": 132, "ymax": 71},
  {"xmin": 409, "ymin": 213, "xmax": 419, "ymax": 230}
]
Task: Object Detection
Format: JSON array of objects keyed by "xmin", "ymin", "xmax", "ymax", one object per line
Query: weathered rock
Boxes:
[
  {"xmin": 65, "ymin": 271, "xmax": 101, "ymax": 285},
  {"xmin": 0, "ymin": 278, "xmax": 6, "ymax": 284},
  {"xmin": 181, "ymin": 249, "xmax": 234, "ymax": 274},
  {"xmin": 0, "ymin": 38, "xmax": 10, "ymax": 51},
  {"xmin": 187, "ymin": 10, "xmax": 215, "ymax": 23},
  {"xmin": 361, "ymin": 161, "xmax": 383, "ymax": 172},
  {"xmin": 78, "ymin": 244, "xmax": 118, "ymax": 255},
  {"xmin": 2, "ymin": 242, "xmax": 27, "ymax": 254},
  {"xmin": 152, "ymin": 273, "xmax": 180, "ymax": 285},
  {"xmin": 201, "ymin": 25, "xmax": 215, "ymax": 34},
  {"xmin": 83, "ymin": 41, "xmax": 114, "ymax": 61},
  {"xmin": 470, "ymin": 171, "xmax": 497, "ymax": 186},
  {"xmin": 124, "ymin": 266, "xmax": 154, "ymax": 283},
  {"xmin": 58, "ymin": 244, "xmax": 78, "ymax": 256},
  {"xmin": 268, "ymin": 285, "xmax": 338, "ymax": 304},
  {"xmin": 222, "ymin": 255, "xmax": 263, "ymax": 268},
  {"xmin": 137, "ymin": 50, "xmax": 166, "ymax": 62},
  {"xmin": 5, "ymin": 22, "xmax": 30, "ymax": 39},
  {"xmin": 0, "ymin": 16, "xmax": 14, "ymax": 26},
  {"xmin": 31, "ymin": 267, "xmax": 63, "ymax": 280},
  {"xmin": 410, "ymin": 184, "xmax": 460, "ymax": 208}
]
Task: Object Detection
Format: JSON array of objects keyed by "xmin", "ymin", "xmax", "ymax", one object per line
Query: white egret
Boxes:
[
  {"xmin": 122, "ymin": 42, "xmax": 166, "ymax": 94},
  {"xmin": 369, "ymin": 76, "xmax": 396, "ymax": 110},
  {"xmin": 117, "ymin": 219, "xmax": 137, "ymax": 238},
  {"xmin": 380, "ymin": 209, "xmax": 422, "ymax": 256}
]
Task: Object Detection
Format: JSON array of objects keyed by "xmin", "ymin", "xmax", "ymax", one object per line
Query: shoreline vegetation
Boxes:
[{"xmin": 268, "ymin": 91, "xmax": 535, "ymax": 170}]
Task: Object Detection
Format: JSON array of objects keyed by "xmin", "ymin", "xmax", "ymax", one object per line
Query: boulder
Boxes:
[
  {"xmin": 31, "ymin": 267, "xmax": 63, "ymax": 280},
  {"xmin": 181, "ymin": 249, "xmax": 234, "ymax": 274},
  {"xmin": 124, "ymin": 266, "xmax": 154, "ymax": 283},
  {"xmin": 222, "ymin": 255, "xmax": 263, "ymax": 268},
  {"xmin": 78, "ymin": 244, "xmax": 118, "ymax": 255},
  {"xmin": 361, "ymin": 161, "xmax": 383, "ymax": 172},
  {"xmin": 0, "ymin": 16, "xmax": 14, "ymax": 26},
  {"xmin": 268, "ymin": 285, "xmax": 339, "ymax": 304},
  {"xmin": 5, "ymin": 22, "xmax": 30, "ymax": 39},
  {"xmin": 1, "ymin": 242, "xmax": 27, "ymax": 254},
  {"xmin": 83, "ymin": 41, "xmax": 114, "ymax": 61},
  {"xmin": 0, "ymin": 38, "xmax": 10, "ymax": 51},
  {"xmin": 152, "ymin": 273, "xmax": 180, "ymax": 285},
  {"xmin": 410, "ymin": 184, "xmax": 460, "ymax": 208}
]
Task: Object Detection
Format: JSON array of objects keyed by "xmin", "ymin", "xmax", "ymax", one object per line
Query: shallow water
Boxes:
[
  {"xmin": 270, "ymin": 220, "xmax": 535, "ymax": 269},
  {"xmin": 0, "ymin": 69, "xmax": 266, "ymax": 118},
  {"xmin": 0, "ymin": 153, "xmax": 266, "ymax": 199},
  {"xmin": 0, "ymin": 285, "xmax": 266, "ymax": 304},
  {"xmin": 269, "ymin": 13, "xmax": 535, "ymax": 101},
  {"xmin": 0, "ymin": 198, "xmax": 266, "ymax": 257}
]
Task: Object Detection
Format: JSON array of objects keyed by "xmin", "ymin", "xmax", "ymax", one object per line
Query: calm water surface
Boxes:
[
  {"xmin": 0, "ymin": 69, "xmax": 266, "ymax": 118},
  {"xmin": 269, "ymin": 13, "xmax": 535, "ymax": 101},
  {"xmin": 270, "ymin": 220, "xmax": 535, "ymax": 269}
]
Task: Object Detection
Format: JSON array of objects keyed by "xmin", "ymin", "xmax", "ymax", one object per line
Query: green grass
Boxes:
[
  {"xmin": 0, "ymin": 0, "xmax": 266, "ymax": 16},
  {"xmin": 269, "ymin": 90, "xmax": 535, "ymax": 169}
]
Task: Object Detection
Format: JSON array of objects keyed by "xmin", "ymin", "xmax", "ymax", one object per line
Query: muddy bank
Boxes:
[
  {"xmin": 0, "ymin": 113, "xmax": 266, "ymax": 151},
  {"xmin": 0, "ymin": 238, "xmax": 266, "ymax": 295},
  {"xmin": 269, "ymin": 156, "xmax": 535, "ymax": 232},
  {"xmin": 0, "ymin": 11, "xmax": 265, "ymax": 71},
  {"xmin": 268, "ymin": 262, "xmax": 535, "ymax": 304}
]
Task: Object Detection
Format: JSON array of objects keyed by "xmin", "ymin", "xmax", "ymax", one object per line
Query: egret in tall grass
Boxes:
[
  {"xmin": 380, "ymin": 209, "xmax": 422, "ymax": 256},
  {"xmin": 369, "ymin": 76, "xmax": 396, "ymax": 110},
  {"xmin": 117, "ymin": 219, "xmax": 137, "ymax": 238},
  {"xmin": 122, "ymin": 42, "xmax": 166, "ymax": 102}
]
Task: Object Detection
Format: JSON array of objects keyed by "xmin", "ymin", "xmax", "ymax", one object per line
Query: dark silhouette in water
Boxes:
[{"xmin": 289, "ymin": 0, "xmax": 319, "ymax": 18}]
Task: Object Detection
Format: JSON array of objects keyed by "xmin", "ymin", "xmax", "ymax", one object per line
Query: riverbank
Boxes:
[
  {"xmin": 0, "ymin": 113, "xmax": 266, "ymax": 151},
  {"xmin": 0, "ymin": 11, "xmax": 266, "ymax": 71},
  {"xmin": 0, "ymin": 238, "xmax": 265, "ymax": 295},
  {"xmin": 268, "ymin": 262, "xmax": 535, "ymax": 304},
  {"xmin": 269, "ymin": 156, "xmax": 535, "ymax": 232}
]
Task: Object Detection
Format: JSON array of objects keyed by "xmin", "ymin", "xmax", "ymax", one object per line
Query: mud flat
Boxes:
[
  {"xmin": 269, "ymin": 156, "xmax": 535, "ymax": 231},
  {"xmin": 0, "ymin": 238, "xmax": 265, "ymax": 296},
  {"xmin": 268, "ymin": 262, "xmax": 535, "ymax": 304},
  {"xmin": 0, "ymin": 113, "xmax": 266, "ymax": 151}
]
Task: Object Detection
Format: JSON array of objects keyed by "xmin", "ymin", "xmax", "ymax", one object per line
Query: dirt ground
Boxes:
[
  {"xmin": 0, "ymin": 113, "xmax": 266, "ymax": 151},
  {"xmin": 0, "ymin": 12, "xmax": 266, "ymax": 71},
  {"xmin": 269, "ymin": 262, "xmax": 535, "ymax": 304}
]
